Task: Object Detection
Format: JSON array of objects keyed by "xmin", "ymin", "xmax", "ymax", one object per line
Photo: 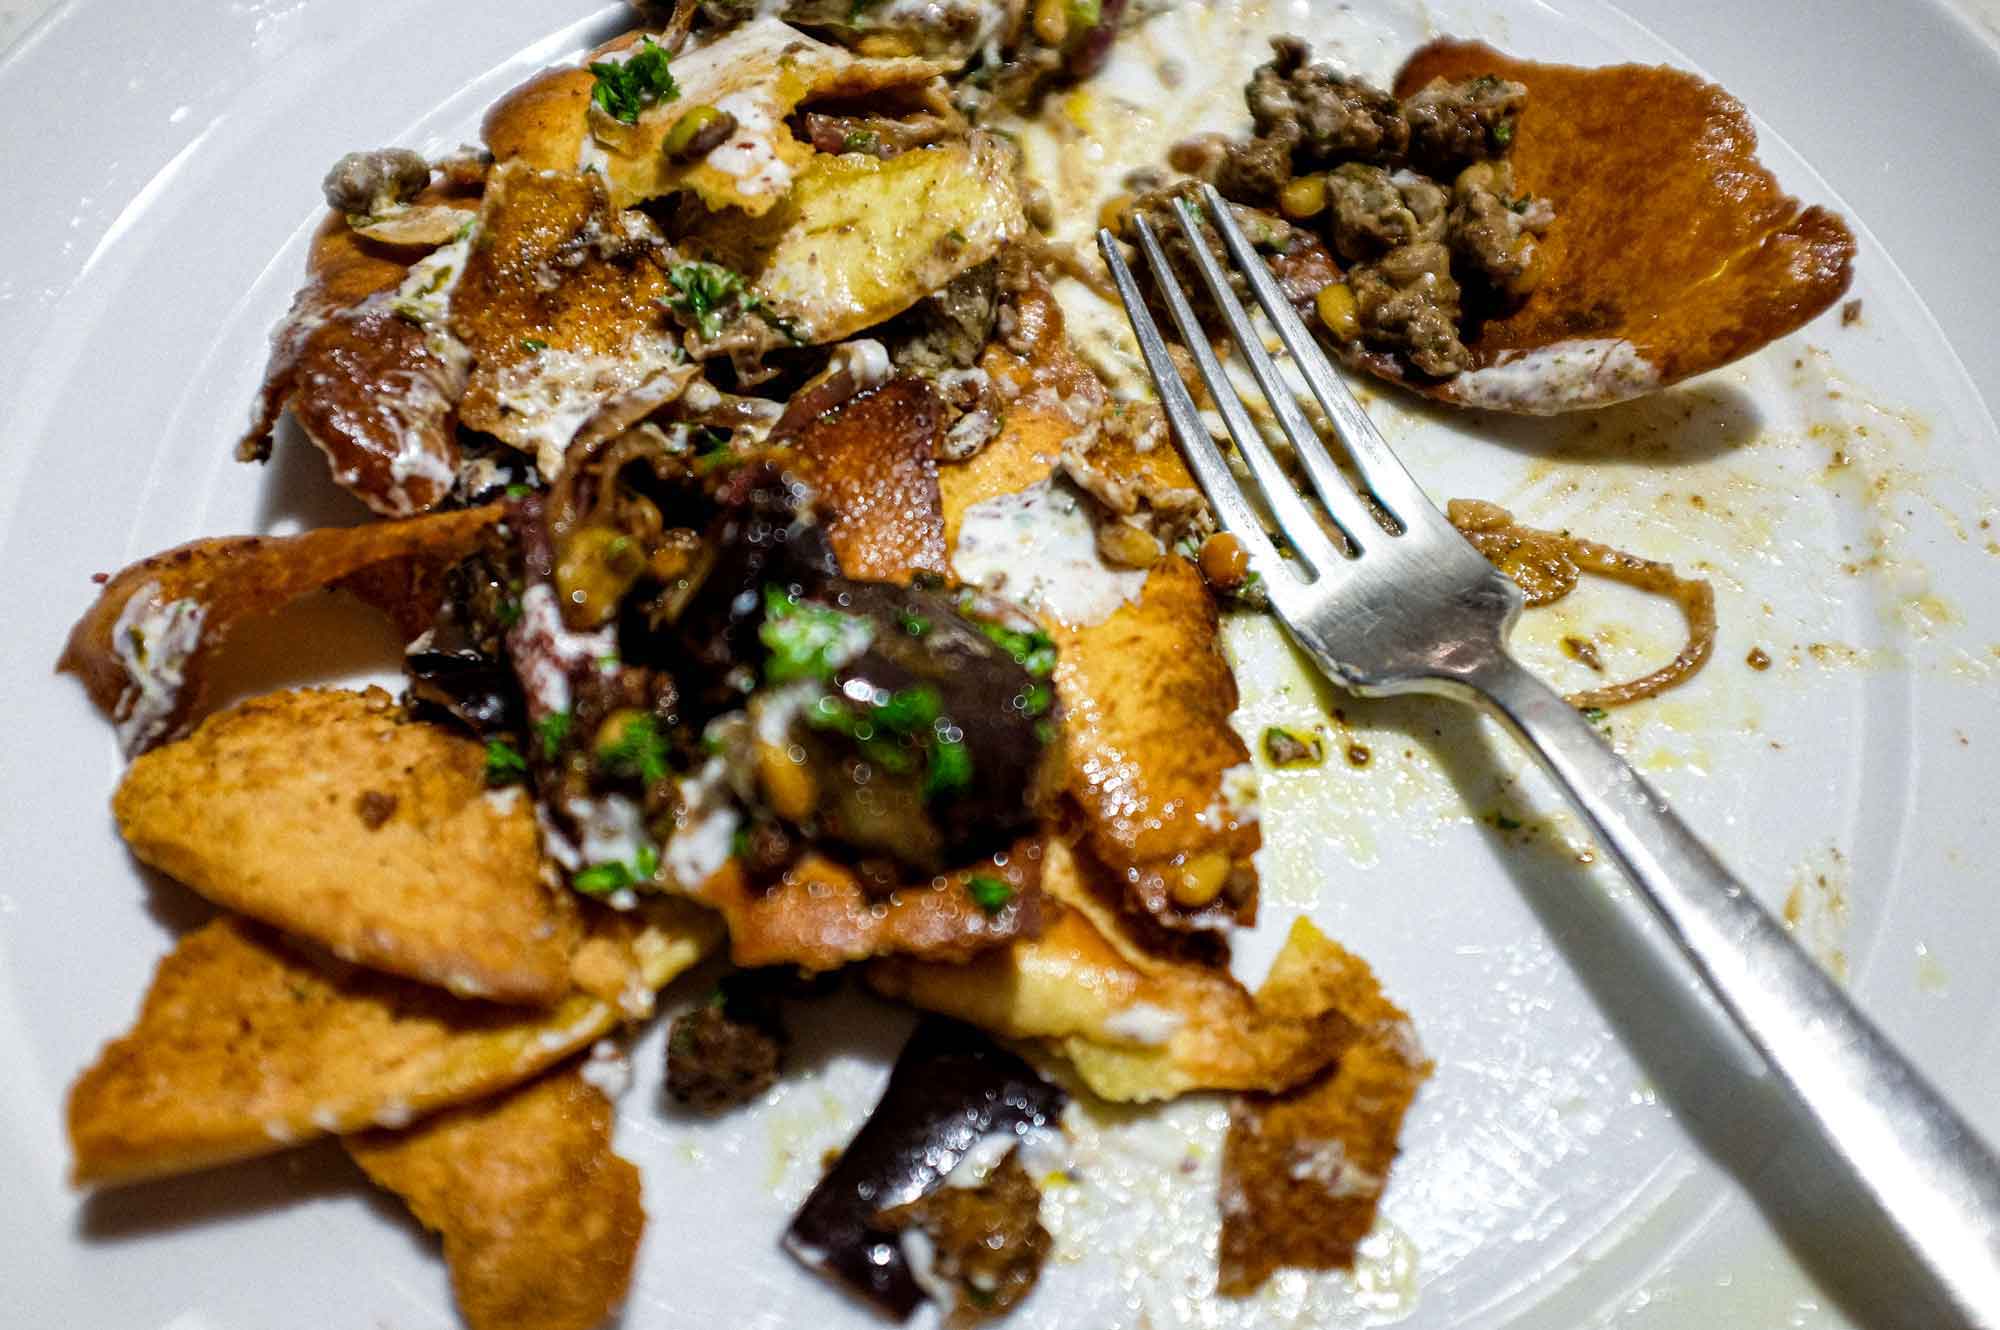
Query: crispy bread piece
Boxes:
[
  {"xmin": 791, "ymin": 377, "xmax": 949, "ymax": 583},
  {"xmin": 869, "ymin": 841, "xmax": 1349, "ymax": 1101},
  {"xmin": 938, "ymin": 277, "xmax": 1260, "ymax": 932},
  {"xmin": 1051, "ymin": 559, "xmax": 1258, "ymax": 929},
  {"xmin": 66, "ymin": 902, "xmax": 719, "ymax": 1187},
  {"xmin": 239, "ymin": 203, "xmax": 471, "ymax": 517},
  {"xmin": 347, "ymin": 1069, "xmax": 643, "ymax": 1330},
  {"xmin": 483, "ymin": 66, "xmax": 593, "ymax": 171},
  {"xmin": 681, "ymin": 133, "xmax": 1026, "ymax": 345},
  {"xmin": 1216, "ymin": 920, "xmax": 1432, "ymax": 1294},
  {"xmin": 451, "ymin": 161, "xmax": 681, "ymax": 478},
  {"xmin": 113, "ymin": 688, "xmax": 578, "ymax": 1004},
  {"xmin": 59, "ymin": 507, "xmax": 501, "ymax": 756},
  {"xmin": 589, "ymin": 18, "xmax": 949, "ymax": 215},
  {"xmin": 702, "ymin": 839, "xmax": 1044, "ymax": 974},
  {"xmin": 1370, "ymin": 41, "xmax": 1856, "ymax": 411}
]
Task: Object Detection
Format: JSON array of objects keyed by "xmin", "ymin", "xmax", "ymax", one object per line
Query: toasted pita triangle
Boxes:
[
  {"xmin": 115, "ymin": 688, "xmax": 580, "ymax": 1005},
  {"xmin": 67, "ymin": 901, "xmax": 718, "ymax": 1187},
  {"xmin": 347, "ymin": 1068, "xmax": 644, "ymax": 1330},
  {"xmin": 1363, "ymin": 41, "xmax": 1855, "ymax": 411}
]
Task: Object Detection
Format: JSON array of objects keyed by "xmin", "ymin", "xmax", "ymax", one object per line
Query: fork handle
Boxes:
[{"xmin": 1468, "ymin": 652, "xmax": 2000, "ymax": 1324}]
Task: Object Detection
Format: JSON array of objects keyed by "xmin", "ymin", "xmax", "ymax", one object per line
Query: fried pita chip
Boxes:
[
  {"xmin": 114, "ymin": 687, "xmax": 579, "ymax": 1004},
  {"xmin": 681, "ymin": 132, "xmax": 1027, "ymax": 346},
  {"xmin": 589, "ymin": 18, "xmax": 949, "ymax": 215},
  {"xmin": 484, "ymin": 65, "xmax": 594, "ymax": 171},
  {"xmin": 66, "ymin": 902, "xmax": 720, "ymax": 1187},
  {"xmin": 59, "ymin": 507, "xmax": 501, "ymax": 756},
  {"xmin": 240, "ymin": 204, "xmax": 473, "ymax": 516},
  {"xmin": 938, "ymin": 276, "xmax": 1260, "ymax": 933},
  {"xmin": 1216, "ymin": 919, "xmax": 1432, "ymax": 1294},
  {"xmin": 1050, "ymin": 559, "xmax": 1259, "ymax": 930},
  {"xmin": 869, "ymin": 841, "xmax": 1348, "ymax": 1101},
  {"xmin": 701, "ymin": 839, "xmax": 1044, "ymax": 974},
  {"xmin": 347, "ymin": 1069, "xmax": 643, "ymax": 1330},
  {"xmin": 450, "ymin": 161, "xmax": 683, "ymax": 478},
  {"xmin": 790, "ymin": 377, "xmax": 949, "ymax": 583},
  {"xmin": 1366, "ymin": 41, "xmax": 1855, "ymax": 412}
]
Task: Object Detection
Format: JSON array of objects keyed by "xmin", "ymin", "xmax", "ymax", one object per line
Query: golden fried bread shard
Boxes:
[
  {"xmin": 679, "ymin": 132, "xmax": 1026, "ymax": 345},
  {"xmin": 1369, "ymin": 40, "xmax": 1856, "ymax": 411},
  {"xmin": 347, "ymin": 1069, "xmax": 645, "ymax": 1330},
  {"xmin": 1216, "ymin": 920, "xmax": 1432, "ymax": 1294},
  {"xmin": 703, "ymin": 839, "xmax": 1044, "ymax": 973},
  {"xmin": 588, "ymin": 18, "xmax": 949, "ymax": 214},
  {"xmin": 450, "ymin": 161, "xmax": 682, "ymax": 479},
  {"xmin": 60, "ymin": 508, "xmax": 500, "ymax": 756},
  {"xmin": 790, "ymin": 377, "xmax": 950, "ymax": 584},
  {"xmin": 67, "ymin": 904, "xmax": 718, "ymax": 1187},
  {"xmin": 937, "ymin": 277, "xmax": 1259, "ymax": 931},
  {"xmin": 870, "ymin": 841, "xmax": 1349, "ymax": 1102},
  {"xmin": 114, "ymin": 688, "xmax": 579, "ymax": 1005}
]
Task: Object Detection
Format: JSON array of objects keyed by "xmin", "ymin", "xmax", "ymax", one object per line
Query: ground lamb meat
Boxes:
[
  {"xmin": 889, "ymin": 263, "xmax": 1000, "ymax": 374},
  {"xmin": 1349, "ymin": 241, "xmax": 1472, "ymax": 377},
  {"xmin": 1246, "ymin": 35, "xmax": 1409, "ymax": 168},
  {"xmin": 1324, "ymin": 163, "xmax": 1447, "ymax": 260},
  {"xmin": 1123, "ymin": 181, "xmax": 1339, "ymax": 314},
  {"xmin": 1446, "ymin": 160, "xmax": 1553, "ymax": 301},
  {"xmin": 1214, "ymin": 135, "xmax": 1293, "ymax": 206},
  {"xmin": 665, "ymin": 982, "xmax": 787, "ymax": 1112},
  {"xmin": 875, "ymin": 1152, "xmax": 1052, "ymax": 1325},
  {"xmin": 1402, "ymin": 74, "xmax": 1528, "ymax": 177}
]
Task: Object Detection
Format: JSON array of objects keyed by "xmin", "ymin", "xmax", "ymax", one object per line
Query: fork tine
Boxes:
[
  {"xmin": 1126, "ymin": 214, "xmax": 1349, "ymax": 576},
  {"xmin": 1168, "ymin": 194, "xmax": 1401, "ymax": 551},
  {"xmin": 1199, "ymin": 181, "xmax": 1433, "ymax": 528},
  {"xmin": 1095, "ymin": 228, "xmax": 1292, "ymax": 590}
]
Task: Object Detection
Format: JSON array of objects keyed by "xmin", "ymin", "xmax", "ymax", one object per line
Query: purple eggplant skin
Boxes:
[
  {"xmin": 783, "ymin": 1018, "xmax": 1067, "ymax": 1318},
  {"xmin": 1064, "ymin": 0, "xmax": 1130, "ymax": 80}
]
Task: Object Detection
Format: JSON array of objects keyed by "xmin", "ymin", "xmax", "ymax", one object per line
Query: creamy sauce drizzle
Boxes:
[{"xmin": 952, "ymin": 478, "xmax": 1148, "ymax": 626}]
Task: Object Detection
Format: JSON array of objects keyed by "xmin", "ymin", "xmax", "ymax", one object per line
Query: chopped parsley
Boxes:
[
  {"xmin": 663, "ymin": 261, "xmax": 753, "ymax": 340},
  {"xmin": 588, "ymin": 39, "xmax": 679, "ymax": 126},
  {"xmin": 967, "ymin": 608, "xmax": 1057, "ymax": 677},
  {"xmin": 1580, "ymin": 706, "xmax": 1609, "ymax": 725},
  {"xmin": 1491, "ymin": 811, "xmax": 1522, "ymax": 832},
  {"xmin": 519, "ymin": 338, "xmax": 549, "ymax": 353},
  {"xmin": 1491, "ymin": 118, "xmax": 1515, "ymax": 148},
  {"xmin": 496, "ymin": 596, "xmax": 523, "ymax": 628},
  {"xmin": 1260, "ymin": 724, "xmax": 1325, "ymax": 769},
  {"xmin": 923, "ymin": 731, "xmax": 973, "ymax": 800},
  {"xmin": 759, "ymin": 585, "xmax": 872, "ymax": 685},
  {"xmin": 503, "ymin": 483, "xmax": 534, "ymax": 500},
  {"xmin": 968, "ymin": 874, "xmax": 1014, "ymax": 914},
  {"xmin": 572, "ymin": 843, "xmax": 661, "ymax": 896},
  {"xmin": 596, "ymin": 713, "xmax": 671, "ymax": 785},
  {"xmin": 483, "ymin": 738, "xmax": 528, "ymax": 786},
  {"xmin": 897, "ymin": 609, "xmax": 932, "ymax": 638},
  {"xmin": 841, "ymin": 129, "xmax": 880, "ymax": 154},
  {"xmin": 536, "ymin": 710, "xmax": 572, "ymax": 761},
  {"xmin": 1017, "ymin": 681, "xmax": 1054, "ymax": 718}
]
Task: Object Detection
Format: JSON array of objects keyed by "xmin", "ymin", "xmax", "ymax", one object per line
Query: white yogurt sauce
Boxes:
[
  {"xmin": 952, "ymin": 478, "xmax": 1148, "ymax": 626},
  {"xmin": 664, "ymin": 756, "xmax": 742, "ymax": 894},
  {"xmin": 707, "ymin": 92, "xmax": 792, "ymax": 199},
  {"xmin": 1445, "ymin": 338, "xmax": 1663, "ymax": 412},
  {"xmin": 109, "ymin": 583, "xmax": 207, "ymax": 755},
  {"xmin": 492, "ymin": 334, "xmax": 685, "ymax": 480},
  {"xmin": 1100, "ymin": 999, "xmax": 1187, "ymax": 1046},
  {"xmin": 507, "ymin": 582, "xmax": 620, "ymax": 717}
]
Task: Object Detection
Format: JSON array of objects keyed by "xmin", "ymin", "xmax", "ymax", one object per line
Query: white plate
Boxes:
[{"xmin": 4, "ymin": 2, "xmax": 1999, "ymax": 1327}]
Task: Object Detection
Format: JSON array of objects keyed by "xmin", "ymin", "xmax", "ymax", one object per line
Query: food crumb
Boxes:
[
  {"xmin": 1344, "ymin": 744, "xmax": 1372, "ymax": 768},
  {"xmin": 1745, "ymin": 646, "xmax": 1772, "ymax": 671},
  {"xmin": 355, "ymin": 790, "xmax": 398, "ymax": 828},
  {"xmin": 1561, "ymin": 635, "xmax": 1604, "ymax": 671},
  {"xmin": 90, "ymin": 571, "xmax": 110, "ymax": 584},
  {"xmin": 1841, "ymin": 299, "xmax": 1863, "ymax": 326}
]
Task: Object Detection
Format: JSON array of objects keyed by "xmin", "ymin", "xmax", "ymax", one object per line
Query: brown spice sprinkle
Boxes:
[{"xmin": 356, "ymin": 790, "xmax": 399, "ymax": 829}]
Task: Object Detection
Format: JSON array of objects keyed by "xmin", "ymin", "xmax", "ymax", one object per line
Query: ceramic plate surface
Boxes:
[{"xmin": 4, "ymin": 2, "xmax": 1999, "ymax": 1327}]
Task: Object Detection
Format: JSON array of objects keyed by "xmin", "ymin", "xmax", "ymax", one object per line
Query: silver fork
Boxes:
[{"xmin": 1099, "ymin": 182, "xmax": 2000, "ymax": 1326}]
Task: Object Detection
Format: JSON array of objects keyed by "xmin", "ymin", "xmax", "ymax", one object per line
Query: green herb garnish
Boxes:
[
  {"xmin": 968, "ymin": 609, "xmax": 1057, "ymax": 676},
  {"xmin": 572, "ymin": 843, "xmax": 660, "ymax": 896},
  {"xmin": 759, "ymin": 585, "xmax": 872, "ymax": 685},
  {"xmin": 596, "ymin": 713, "xmax": 671, "ymax": 785},
  {"xmin": 1017, "ymin": 681, "xmax": 1054, "ymax": 718},
  {"xmin": 483, "ymin": 738, "xmax": 528, "ymax": 786},
  {"xmin": 968, "ymin": 874, "xmax": 1014, "ymax": 914},
  {"xmin": 1580, "ymin": 706, "xmax": 1609, "ymax": 725},
  {"xmin": 841, "ymin": 129, "xmax": 880, "ymax": 154},
  {"xmin": 1491, "ymin": 118, "xmax": 1515, "ymax": 148},
  {"xmin": 923, "ymin": 732, "xmax": 973, "ymax": 800},
  {"xmin": 503, "ymin": 483, "xmax": 533, "ymax": 500},
  {"xmin": 536, "ymin": 710, "xmax": 572, "ymax": 761},
  {"xmin": 589, "ymin": 38, "xmax": 679, "ymax": 126},
  {"xmin": 664, "ymin": 261, "xmax": 751, "ymax": 340},
  {"xmin": 519, "ymin": 338, "xmax": 549, "ymax": 353},
  {"xmin": 1491, "ymin": 812, "xmax": 1522, "ymax": 831},
  {"xmin": 897, "ymin": 609, "xmax": 931, "ymax": 638}
]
